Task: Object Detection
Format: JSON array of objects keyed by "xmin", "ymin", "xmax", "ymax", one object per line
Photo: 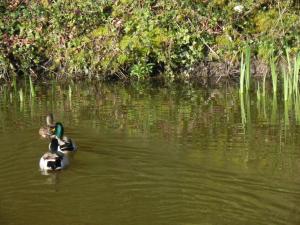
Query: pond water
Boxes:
[{"xmin": 0, "ymin": 82, "xmax": 300, "ymax": 225}]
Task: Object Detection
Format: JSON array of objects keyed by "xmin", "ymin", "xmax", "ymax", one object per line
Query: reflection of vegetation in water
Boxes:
[
  {"xmin": 68, "ymin": 85, "xmax": 72, "ymax": 108},
  {"xmin": 284, "ymin": 100, "xmax": 290, "ymax": 126},
  {"xmin": 2, "ymin": 80, "xmax": 300, "ymax": 142},
  {"xmin": 271, "ymin": 93, "xmax": 277, "ymax": 124},
  {"xmin": 1, "ymin": 82, "xmax": 300, "ymax": 176},
  {"xmin": 0, "ymin": 82, "xmax": 232, "ymax": 138},
  {"xmin": 295, "ymin": 95, "xmax": 300, "ymax": 123},
  {"xmin": 240, "ymin": 92, "xmax": 246, "ymax": 127}
]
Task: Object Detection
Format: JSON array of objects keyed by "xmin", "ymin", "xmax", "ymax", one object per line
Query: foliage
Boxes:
[{"xmin": 1, "ymin": 0, "xmax": 300, "ymax": 81}]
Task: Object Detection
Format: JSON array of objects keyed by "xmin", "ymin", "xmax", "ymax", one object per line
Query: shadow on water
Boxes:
[{"xmin": 1, "ymin": 81, "xmax": 300, "ymax": 225}]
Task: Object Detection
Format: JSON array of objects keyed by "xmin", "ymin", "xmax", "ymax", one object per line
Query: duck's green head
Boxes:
[{"xmin": 54, "ymin": 122, "xmax": 64, "ymax": 138}]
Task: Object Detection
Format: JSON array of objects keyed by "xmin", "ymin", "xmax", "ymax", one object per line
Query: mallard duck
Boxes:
[
  {"xmin": 52, "ymin": 122, "xmax": 77, "ymax": 156},
  {"xmin": 39, "ymin": 139, "xmax": 69, "ymax": 171},
  {"xmin": 39, "ymin": 113, "xmax": 55, "ymax": 138}
]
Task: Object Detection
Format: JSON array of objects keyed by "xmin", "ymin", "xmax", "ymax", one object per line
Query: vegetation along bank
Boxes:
[{"xmin": 1, "ymin": 0, "xmax": 300, "ymax": 85}]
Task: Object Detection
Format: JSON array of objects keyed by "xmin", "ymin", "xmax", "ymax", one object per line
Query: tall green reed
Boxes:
[
  {"xmin": 257, "ymin": 82, "xmax": 261, "ymax": 102},
  {"xmin": 239, "ymin": 46, "xmax": 251, "ymax": 94},
  {"xmin": 19, "ymin": 88, "xmax": 23, "ymax": 103},
  {"xmin": 262, "ymin": 73, "xmax": 266, "ymax": 97},
  {"xmin": 283, "ymin": 68, "xmax": 289, "ymax": 101},
  {"xmin": 282, "ymin": 50, "xmax": 300, "ymax": 101},
  {"xmin": 239, "ymin": 53, "xmax": 245, "ymax": 94},
  {"xmin": 12, "ymin": 75, "xmax": 17, "ymax": 93},
  {"xmin": 29, "ymin": 76, "xmax": 35, "ymax": 97},
  {"xmin": 245, "ymin": 46, "xmax": 251, "ymax": 91},
  {"xmin": 270, "ymin": 55, "xmax": 277, "ymax": 93},
  {"xmin": 293, "ymin": 53, "xmax": 300, "ymax": 93}
]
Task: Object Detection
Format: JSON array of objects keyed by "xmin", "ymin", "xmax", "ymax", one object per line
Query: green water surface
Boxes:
[{"xmin": 0, "ymin": 82, "xmax": 300, "ymax": 225}]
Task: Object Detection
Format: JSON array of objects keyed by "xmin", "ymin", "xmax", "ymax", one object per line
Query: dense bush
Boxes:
[{"xmin": 1, "ymin": 0, "xmax": 300, "ymax": 81}]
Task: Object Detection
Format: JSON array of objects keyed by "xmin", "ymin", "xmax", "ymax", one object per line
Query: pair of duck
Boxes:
[{"xmin": 39, "ymin": 113, "xmax": 77, "ymax": 172}]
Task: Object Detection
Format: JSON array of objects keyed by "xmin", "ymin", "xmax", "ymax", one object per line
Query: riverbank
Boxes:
[{"xmin": 1, "ymin": 1, "xmax": 299, "ymax": 84}]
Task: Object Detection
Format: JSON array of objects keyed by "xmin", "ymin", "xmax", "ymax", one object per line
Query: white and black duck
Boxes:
[{"xmin": 39, "ymin": 138, "xmax": 69, "ymax": 171}]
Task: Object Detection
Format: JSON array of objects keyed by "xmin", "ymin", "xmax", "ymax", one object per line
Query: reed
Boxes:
[
  {"xmin": 289, "ymin": 72, "xmax": 293, "ymax": 97},
  {"xmin": 68, "ymin": 85, "xmax": 72, "ymax": 99},
  {"xmin": 284, "ymin": 100, "xmax": 290, "ymax": 126},
  {"xmin": 256, "ymin": 82, "xmax": 261, "ymax": 115},
  {"xmin": 257, "ymin": 82, "xmax": 261, "ymax": 102},
  {"xmin": 12, "ymin": 75, "xmax": 17, "ymax": 94},
  {"xmin": 262, "ymin": 73, "xmax": 266, "ymax": 97},
  {"xmin": 286, "ymin": 48, "xmax": 292, "ymax": 74},
  {"xmin": 271, "ymin": 93, "xmax": 277, "ymax": 123},
  {"xmin": 293, "ymin": 53, "xmax": 300, "ymax": 92},
  {"xmin": 283, "ymin": 68, "xmax": 289, "ymax": 101},
  {"xmin": 68, "ymin": 85, "xmax": 72, "ymax": 107},
  {"xmin": 29, "ymin": 76, "xmax": 35, "ymax": 97},
  {"xmin": 239, "ymin": 53, "xmax": 246, "ymax": 94},
  {"xmin": 19, "ymin": 88, "xmax": 23, "ymax": 103},
  {"xmin": 262, "ymin": 91, "xmax": 267, "ymax": 119},
  {"xmin": 295, "ymin": 95, "xmax": 300, "ymax": 123},
  {"xmin": 240, "ymin": 93, "xmax": 246, "ymax": 126},
  {"xmin": 246, "ymin": 92, "xmax": 251, "ymax": 125},
  {"xmin": 281, "ymin": 50, "xmax": 300, "ymax": 101},
  {"xmin": 245, "ymin": 46, "xmax": 251, "ymax": 91},
  {"xmin": 270, "ymin": 55, "xmax": 277, "ymax": 93}
]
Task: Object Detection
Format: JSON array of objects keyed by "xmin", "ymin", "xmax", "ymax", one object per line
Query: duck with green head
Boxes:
[{"xmin": 51, "ymin": 122, "xmax": 77, "ymax": 156}]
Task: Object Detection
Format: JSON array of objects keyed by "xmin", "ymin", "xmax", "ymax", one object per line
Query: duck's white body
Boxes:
[{"xmin": 39, "ymin": 152, "xmax": 69, "ymax": 171}]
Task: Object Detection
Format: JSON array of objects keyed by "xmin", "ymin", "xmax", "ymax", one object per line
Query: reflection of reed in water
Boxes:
[
  {"xmin": 68, "ymin": 85, "xmax": 72, "ymax": 108},
  {"xmin": 271, "ymin": 93, "xmax": 277, "ymax": 124},
  {"xmin": 2, "ymin": 80, "xmax": 300, "ymax": 142},
  {"xmin": 293, "ymin": 0, "xmax": 300, "ymax": 9},
  {"xmin": 284, "ymin": 100, "xmax": 290, "ymax": 126},
  {"xmin": 240, "ymin": 91, "xmax": 251, "ymax": 131},
  {"xmin": 295, "ymin": 94, "xmax": 300, "ymax": 123}
]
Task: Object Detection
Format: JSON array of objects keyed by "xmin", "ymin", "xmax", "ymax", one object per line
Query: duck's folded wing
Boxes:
[{"xmin": 60, "ymin": 140, "xmax": 75, "ymax": 151}]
